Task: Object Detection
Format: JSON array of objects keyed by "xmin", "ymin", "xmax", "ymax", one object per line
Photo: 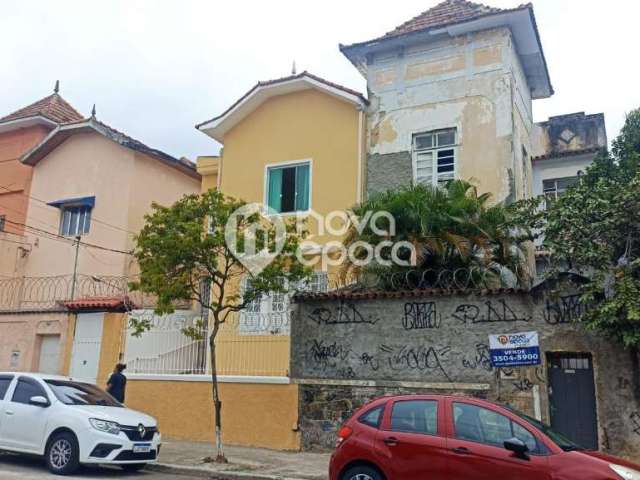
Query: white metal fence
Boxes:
[{"xmin": 124, "ymin": 310, "xmax": 208, "ymax": 375}]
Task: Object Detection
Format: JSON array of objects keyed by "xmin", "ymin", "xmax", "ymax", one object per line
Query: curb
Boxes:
[{"xmin": 147, "ymin": 462, "xmax": 322, "ymax": 480}]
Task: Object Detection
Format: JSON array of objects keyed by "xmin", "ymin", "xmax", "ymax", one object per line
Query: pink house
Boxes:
[{"xmin": 0, "ymin": 91, "xmax": 200, "ymax": 378}]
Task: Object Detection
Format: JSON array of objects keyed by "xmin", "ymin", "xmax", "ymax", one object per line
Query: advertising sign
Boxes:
[{"xmin": 489, "ymin": 331, "xmax": 541, "ymax": 368}]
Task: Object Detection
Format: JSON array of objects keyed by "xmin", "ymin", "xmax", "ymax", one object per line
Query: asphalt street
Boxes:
[{"xmin": 0, "ymin": 452, "xmax": 203, "ymax": 480}]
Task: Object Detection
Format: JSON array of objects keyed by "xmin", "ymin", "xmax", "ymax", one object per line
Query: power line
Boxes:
[
  {"xmin": 4, "ymin": 218, "xmax": 133, "ymax": 256},
  {"xmin": 0, "ymin": 184, "xmax": 137, "ymax": 236},
  {"xmin": 0, "ymin": 237, "xmax": 31, "ymax": 247}
]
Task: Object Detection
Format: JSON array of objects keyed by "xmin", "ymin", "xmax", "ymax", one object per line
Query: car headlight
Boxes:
[
  {"xmin": 89, "ymin": 418, "xmax": 121, "ymax": 435},
  {"xmin": 610, "ymin": 464, "xmax": 640, "ymax": 480}
]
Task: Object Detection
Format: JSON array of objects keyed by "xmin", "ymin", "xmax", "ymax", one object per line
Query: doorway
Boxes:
[
  {"xmin": 69, "ymin": 313, "xmax": 104, "ymax": 384},
  {"xmin": 547, "ymin": 352, "xmax": 598, "ymax": 449},
  {"xmin": 37, "ymin": 335, "xmax": 61, "ymax": 374}
]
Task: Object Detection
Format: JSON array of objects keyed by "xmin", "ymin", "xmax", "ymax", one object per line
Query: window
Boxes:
[
  {"xmin": 359, "ymin": 405, "xmax": 385, "ymax": 428},
  {"xmin": 390, "ymin": 400, "xmax": 438, "ymax": 435},
  {"xmin": 0, "ymin": 375, "xmax": 13, "ymax": 400},
  {"xmin": 239, "ymin": 272, "xmax": 328, "ymax": 335},
  {"xmin": 11, "ymin": 377, "xmax": 47, "ymax": 404},
  {"xmin": 45, "ymin": 380, "xmax": 122, "ymax": 407},
  {"xmin": 0, "ymin": 215, "xmax": 5, "ymax": 232},
  {"xmin": 542, "ymin": 176, "xmax": 579, "ymax": 202},
  {"xmin": 413, "ymin": 128, "xmax": 457, "ymax": 187},
  {"xmin": 59, "ymin": 205, "xmax": 92, "ymax": 236},
  {"xmin": 266, "ymin": 162, "xmax": 310, "ymax": 213},
  {"xmin": 453, "ymin": 402, "xmax": 542, "ymax": 453}
]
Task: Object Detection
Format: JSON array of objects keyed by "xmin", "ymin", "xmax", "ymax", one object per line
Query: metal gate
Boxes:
[
  {"xmin": 69, "ymin": 313, "xmax": 104, "ymax": 384},
  {"xmin": 547, "ymin": 352, "xmax": 598, "ymax": 449}
]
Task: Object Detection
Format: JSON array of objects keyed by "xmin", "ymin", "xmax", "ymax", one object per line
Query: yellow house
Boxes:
[{"xmin": 122, "ymin": 72, "xmax": 367, "ymax": 451}]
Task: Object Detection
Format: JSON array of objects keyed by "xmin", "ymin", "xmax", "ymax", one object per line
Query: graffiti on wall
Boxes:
[
  {"xmin": 308, "ymin": 300, "xmax": 379, "ymax": 326},
  {"xmin": 402, "ymin": 302, "xmax": 441, "ymax": 330},
  {"xmin": 544, "ymin": 294, "xmax": 588, "ymax": 325},
  {"xmin": 305, "ymin": 340, "xmax": 454, "ymax": 381},
  {"xmin": 452, "ymin": 300, "xmax": 531, "ymax": 325},
  {"xmin": 461, "ymin": 343, "xmax": 493, "ymax": 372},
  {"xmin": 630, "ymin": 412, "xmax": 640, "ymax": 436}
]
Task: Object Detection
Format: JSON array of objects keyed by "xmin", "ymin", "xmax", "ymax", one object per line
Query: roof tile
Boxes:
[
  {"xmin": 384, "ymin": 0, "xmax": 507, "ymax": 39},
  {"xmin": 0, "ymin": 93, "xmax": 83, "ymax": 124},
  {"xmin": 63, "ymin": 296, "xmax": 136, "ymax": 311}
]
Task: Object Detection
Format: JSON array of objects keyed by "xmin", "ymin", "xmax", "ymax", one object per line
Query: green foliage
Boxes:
[
  {"xmin": 344, "ymin": 180, "xmax": 531, "ymax": 286},
  {"xmin": 514, "ymin": 108, "xmax": 640, "ymax": 347},
  {"xmin": 129, "ymin": 189, "xmax": 310, "ymax": 336}
]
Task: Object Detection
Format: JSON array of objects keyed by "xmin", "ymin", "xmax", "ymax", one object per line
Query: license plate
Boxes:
[{"xmin": 133, "ymin": 443, "xmax": 151, "ymax": 453}]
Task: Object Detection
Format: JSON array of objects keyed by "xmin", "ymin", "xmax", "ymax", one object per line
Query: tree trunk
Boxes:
[{"xmin": 209, "ymin": 324, "xmax": 227, "ymax": 463}]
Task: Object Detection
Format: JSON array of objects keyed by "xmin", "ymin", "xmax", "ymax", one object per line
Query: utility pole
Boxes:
[{"xmin": 70, "ymin": 235, "xmax": 81, "ymax": 300}]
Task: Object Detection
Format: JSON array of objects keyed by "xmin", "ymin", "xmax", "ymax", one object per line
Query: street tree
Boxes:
[
  {"xmin": 129, "ymin": 189, "xmax": 309, "ymax": 462},
  {"xmin": 515, "ymin": 108, "xmax": 640, "ymax": 348}
]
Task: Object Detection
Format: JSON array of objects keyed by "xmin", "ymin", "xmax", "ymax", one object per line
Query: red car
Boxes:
[{"xmin": 330, "ymin": 395, "xmax": 640, "ymax": 480}]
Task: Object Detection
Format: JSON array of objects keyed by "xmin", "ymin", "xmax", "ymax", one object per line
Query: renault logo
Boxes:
[{"xmin": 138, "ymin": 424, "xmax": 146, "ymax": 438}]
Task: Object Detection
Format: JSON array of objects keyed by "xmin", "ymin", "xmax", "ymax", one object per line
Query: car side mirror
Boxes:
[
  {"xmin": 504, "ymin": 437, "xmax": 529, "ymax": 459},
  {"xmin": 29, "ymin": 395, "xmax": 50, "ymax": 407}
]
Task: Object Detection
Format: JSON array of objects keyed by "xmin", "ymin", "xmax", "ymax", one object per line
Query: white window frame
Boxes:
[
  {"xmin": 412, "ymin": 128, "xmax": 458, "ymax": 187},
  {"xmin": 239, "ymin": 271, "xmax": 328, "ymax": 335},
  {"xmin": 263, "ymin": 159, "xmax": 313, "ymax": 216},
  {"xmin": 542, "ymin": 176, "xmax": 579, "ymax": 201}
]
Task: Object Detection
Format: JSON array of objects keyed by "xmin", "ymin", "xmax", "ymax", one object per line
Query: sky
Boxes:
[{"xmin": 1, "ymin": 0, "xmax": 638, "ymax": 161}]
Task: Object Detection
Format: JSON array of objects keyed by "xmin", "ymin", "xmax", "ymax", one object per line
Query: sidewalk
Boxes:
[{"xmin": 151, "ymin": 441, "xmax": 329, "ymax": 480}]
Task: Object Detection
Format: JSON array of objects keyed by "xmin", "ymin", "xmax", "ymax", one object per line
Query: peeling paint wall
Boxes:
[
  {"xmin": 365, "ymin": 27, "xmax": 534, "ymax": 202},
  {"xmin": 291, "ymin": 291, "xmax": 640, "ymax": 458},
  {"xmin": 533, "ymin": 112, "xmax": 607, "ymax": 158}
]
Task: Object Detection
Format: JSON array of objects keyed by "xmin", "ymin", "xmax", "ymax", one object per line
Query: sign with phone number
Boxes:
[{"xmin": 489, "ymin": 331, "xmax": 541, "ymax": 367}]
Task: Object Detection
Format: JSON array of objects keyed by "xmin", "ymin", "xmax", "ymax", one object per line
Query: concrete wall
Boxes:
[
  {"xmin": 0, "ymin": 311, "xmax": 70, "ymax": 373},
  {"xmin": 533, "ymin": 112, "xmax": 607, "ymax": 158},
  {"xmin": 125, "ymin": 379, "xmax": 300, "ymax": 450},
  {"xmin": 291, "ymin": 291, "xmax": 640, "ymax": 457},
  {"xmin": 364, "ymin": 27, "xmax": 533, "ymax": 202},
  {"xmin": 220, "ymin": 87, "xmax": 363, "ymax": 243},
  {"xmin": 0, "ymin": 125, "xmax": 50, "ymax": 276},
  {"xmin": 22, "ymin": 131, "xmax": 199, "ymax": 279},
  {"xmin": 532, "ymin": 153, "xmax": 596, "ymax": 197}
]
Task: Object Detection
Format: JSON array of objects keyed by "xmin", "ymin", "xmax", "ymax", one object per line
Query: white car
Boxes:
[{"xmin": 0, "ymin": 372, "xmax": 161, "ymax": 475}]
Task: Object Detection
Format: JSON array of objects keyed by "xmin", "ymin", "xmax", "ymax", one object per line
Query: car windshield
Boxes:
[
  {"xmin": 506, "ymin": 406, "xmax": 584, "ymax": 452},
  {"xmin": 45, "ymin": 380, "xmax": 122, "ymax": 407}
]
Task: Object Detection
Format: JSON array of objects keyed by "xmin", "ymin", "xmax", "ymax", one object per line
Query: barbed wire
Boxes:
[
  {"xmin": 0, "ymin": 274, "xmax": 155, "ymax": 311},
  {"xmin": 321, "ymin": 266, "xmax": 526, "ymax": 293}
]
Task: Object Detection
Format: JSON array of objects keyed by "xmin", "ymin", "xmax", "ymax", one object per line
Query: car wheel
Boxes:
[
  {"xmin": 120, "ymin": 463, "xmax": 146, "ymax": 472},
  {"xmin": 342, "ymin": 465, "xmax": 384, "ymax": 480},
  {"xmin": 45, "ymin": 432, "xmax": 80, "ymax": 475}
]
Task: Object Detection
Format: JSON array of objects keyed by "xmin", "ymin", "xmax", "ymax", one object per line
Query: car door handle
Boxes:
[
  {"xmin": 452, "ymin": 446, "xmax": 471, "ymax": 455},
  {"xmin": 5, "ymin": 410, "xmax": 14, "ymax": 416},
  {"xmin": 383, "ymin": 437, "xmax": 399, "ymax": 446}
]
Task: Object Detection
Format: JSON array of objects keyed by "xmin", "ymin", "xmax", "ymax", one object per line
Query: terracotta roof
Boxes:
[
  {"xmin": 532, "ymin": 147, "xmax": 603, "ymax": 162},
  {"xmin": 294, "ymin": 287, "xmax": 527, "ymax": 302},
  {"xmin": 63, "ymin": 296, "xmax": 136, "ymax": 311},
  {"xmin": 0, "ymin": 93, "xmax": 83, "ymax": 124},
  {"xmin": 383, "ymin": 0, "xmax": 507, "ymax": 39},
  {"xmin": 22, "ymin": 117, "xmax": 199, "ymax": 179},
  {"xmin": 196, "ymin": 71, "xmax": 368, "ymax": 131}
]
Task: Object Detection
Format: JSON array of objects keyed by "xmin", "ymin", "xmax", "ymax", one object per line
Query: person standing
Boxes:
[{"xmin": 106, "ymin": 363, "xmax": 127, "ymax": 403}]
